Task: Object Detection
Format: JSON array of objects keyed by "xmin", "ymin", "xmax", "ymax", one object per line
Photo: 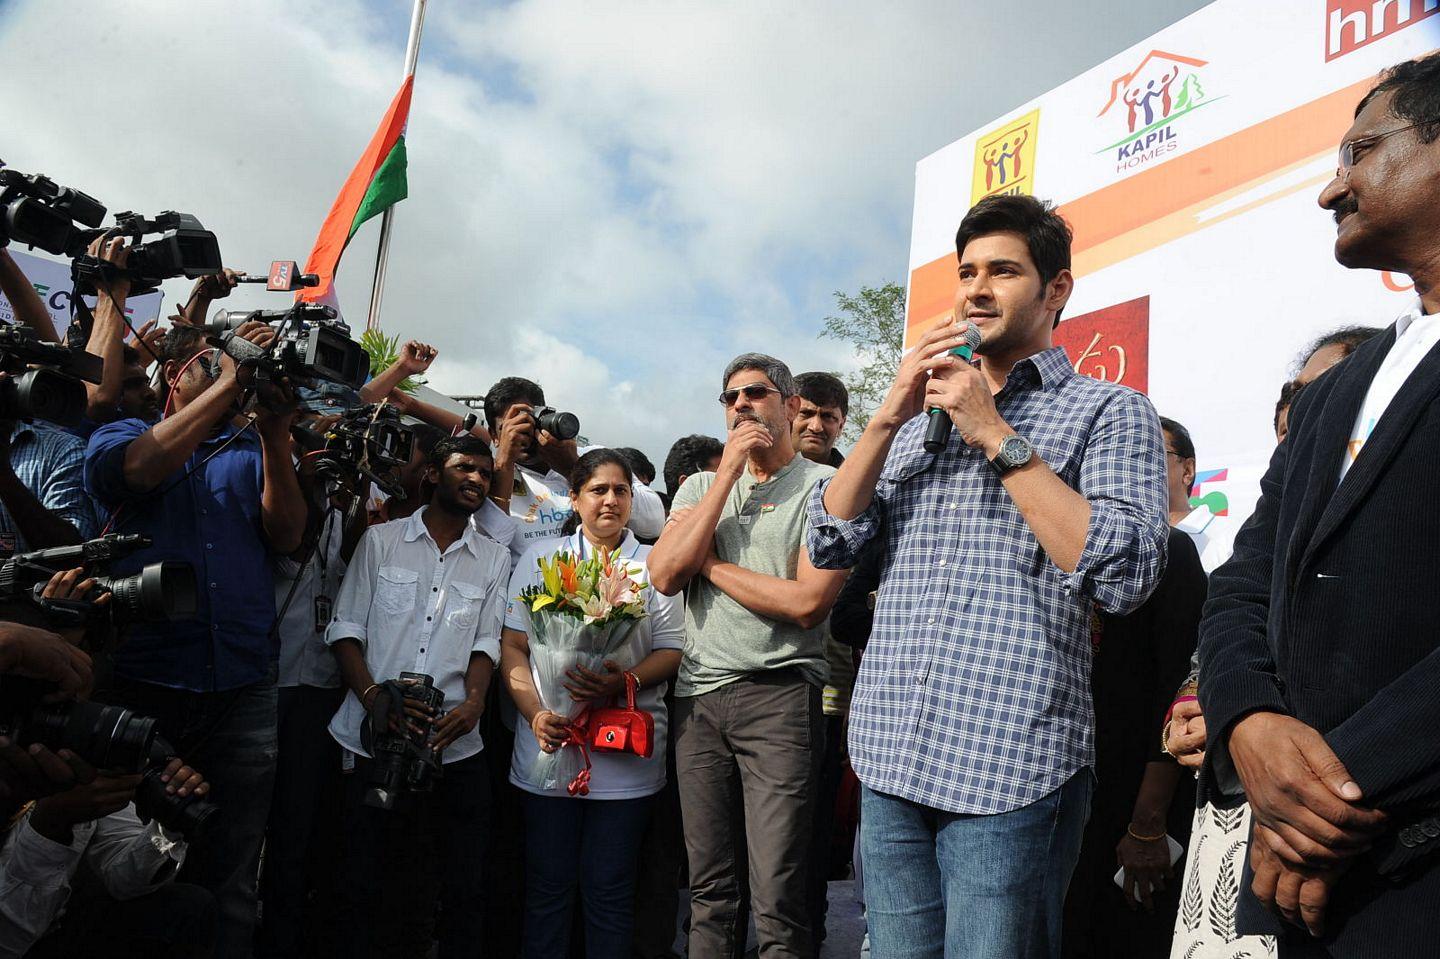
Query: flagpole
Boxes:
[{"xmin": 366, "ymin": 0, "xmax": 427, "ymax": 332}]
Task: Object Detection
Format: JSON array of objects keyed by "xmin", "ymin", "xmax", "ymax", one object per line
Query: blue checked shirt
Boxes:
[
  {"xmin": 807, "ymin": 347, "xmax": 1168, "ymax": 815},
  {"xmin": 0, "ymin": 422, "xmax": 100, "ymax": 554}
]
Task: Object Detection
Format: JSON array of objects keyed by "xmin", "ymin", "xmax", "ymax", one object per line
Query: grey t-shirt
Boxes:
[{"xmin": 671, "ymin": 454, "xmax": 836, "ymax": 697}]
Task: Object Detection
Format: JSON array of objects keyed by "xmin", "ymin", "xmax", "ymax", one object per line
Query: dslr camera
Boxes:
[
  {"xmin": 530, "ymin": 406, "xmax": 579, "ymax": 441},
  {"xmin": 206, "ymin": 303, "xmax": 369, "ymax": 392},
  {"xmin": 292, "ymin": 401, "xmax": 415, "ymax": 500},
  {"xmin": 361, "ymin": 672, "xmax": 446, "ymax": 810},
  {"xmin": 0, "ymin": 533, "xmax": 198, "ymax": 626},
  {"xmin": 0, "ymin": 325, "xmax": 103, "ymax": 428},
  {"xmin": 0, "ymin": 676, "xmax": 218, "ymax": 839}
]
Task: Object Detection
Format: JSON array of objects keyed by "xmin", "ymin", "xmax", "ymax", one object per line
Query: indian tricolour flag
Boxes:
[{"xmin": 298, "ymin": 75, "xmax": 414, "ymax": 307}]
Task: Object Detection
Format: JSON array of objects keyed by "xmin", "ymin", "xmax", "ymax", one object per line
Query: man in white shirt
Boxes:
[
  {"xmin": 325, "ymin": 435, "xmax": 510, "ymax": 959},
  {"xmin": 484, "ymin": 377, "xmax": 665, "ymax": 559}
]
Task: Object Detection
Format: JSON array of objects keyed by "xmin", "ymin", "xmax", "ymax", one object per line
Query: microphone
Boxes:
[{"xmin": 922, "ymin": 324, "xmax": 983, "ymax": 454}]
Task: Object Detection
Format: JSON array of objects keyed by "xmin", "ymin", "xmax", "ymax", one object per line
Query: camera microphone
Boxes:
[
  {"xmin": 235, "ymin": 261, "xmax": 320, "ymax": 292},
  {"xmin": 922, "ymin": 324, "xmax": 983, "ymax": 454}
]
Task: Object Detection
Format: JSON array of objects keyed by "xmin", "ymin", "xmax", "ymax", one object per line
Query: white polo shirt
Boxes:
[
  {"xmin": 1341, "ymin": 298, "xmax": 1440, "ymax": 482},
  {"xmin": 326, "ymin": 507, "xmax": 510, "ymax": 764}
]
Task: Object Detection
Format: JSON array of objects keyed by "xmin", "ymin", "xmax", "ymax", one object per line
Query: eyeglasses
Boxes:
[
  {"xmin": 1337, "ymin": 120, "xmax": 1432, "ymax": 179},
  {"xmin": 1165, "ymin": 449, "xmax": 1188, "ymax": 459},
  {"xmin": 718, "ymin": 384, "xmax": 783, "ymax": 407}
]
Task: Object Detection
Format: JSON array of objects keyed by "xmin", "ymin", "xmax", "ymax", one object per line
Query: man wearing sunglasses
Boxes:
[
  {"xmin": 650, "ymin": 353, "xmax": 850, "ymax": 959},
  {"xmin": 1197, "ymin": 52, "xmax": 1440, "ymax": 958}
]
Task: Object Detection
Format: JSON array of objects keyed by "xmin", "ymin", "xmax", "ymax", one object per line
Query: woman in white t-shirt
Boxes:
[{"xmin": 500, "ymin": 449, "xmax": 683, "ymax": 959}]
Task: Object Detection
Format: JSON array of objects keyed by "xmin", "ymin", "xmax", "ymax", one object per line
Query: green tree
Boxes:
[{"xmin": 820, "ymin": 282, "xmax": 906, "ymax": 443}]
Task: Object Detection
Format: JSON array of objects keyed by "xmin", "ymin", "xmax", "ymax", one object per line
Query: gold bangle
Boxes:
[
  {"xmin": 361, "ymin": 683, "xmax": 379, "ymax": 706},
  {"xmin": 1127, "ymin": 823, "xmax": 1166, "ymax": 843}
]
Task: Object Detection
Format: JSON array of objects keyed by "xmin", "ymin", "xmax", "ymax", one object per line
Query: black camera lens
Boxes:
[
  {"xmin": 95, "ymin": 562, "xmax": 198, "ymax": 623},
  {"xmin": 30, "ymin": 700, "xmax": 158, "ymax": 772},
  {"xmin": 0, "ymin": 368, "xmax": 88, "ymax": 428},
  {"xmin": 134, "ymin": 766, "xmax": 218, "ymax": 841},
  {"xmin": 534, "ymin": 407, "xmax": 580, "ymax": 441}
]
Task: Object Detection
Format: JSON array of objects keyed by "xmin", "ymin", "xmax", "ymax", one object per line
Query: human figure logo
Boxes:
[
  {"xmin": 1096, "ymin": 50, "xmax": 1219, "ymax": 175},
  {"xmin": 970, "ymin": 109, "xmax": 1040, "ymax": 205}
]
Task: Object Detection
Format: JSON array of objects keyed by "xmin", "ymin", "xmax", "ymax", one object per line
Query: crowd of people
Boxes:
[{"xmin": 0, "ymin": 49, "xmax": 1437, "ymax": 959}]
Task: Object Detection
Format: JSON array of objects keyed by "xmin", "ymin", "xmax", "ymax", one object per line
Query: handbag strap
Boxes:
[{"xmin": 622, "ymin": 670, "xmax": 639, "ymax": 710}]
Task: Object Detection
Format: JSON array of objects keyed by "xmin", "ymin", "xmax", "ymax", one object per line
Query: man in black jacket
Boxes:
[{"xmin": 1199, "ymin": 52, "xmax": 1440, "ymax": 958}]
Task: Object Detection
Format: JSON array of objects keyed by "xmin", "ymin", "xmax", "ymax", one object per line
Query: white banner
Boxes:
[
  {"xmin": 0, "ymin": 249, "xmax": 165, "ymax": 339},
  {"xmin": 905, "ymin": 0, "xmax": 1440, "ymax": 561}
]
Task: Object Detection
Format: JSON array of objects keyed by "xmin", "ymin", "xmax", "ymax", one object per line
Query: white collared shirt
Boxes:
[
  {"xmin": 503, "ymin": 530, "xmax": 684, "ymax": 799},
  {"xmin": 274, "ymin": 508, "xmax": 346, "ymax": 689},
  {"xmin": 1341, "ymin": 297, "xmax": 1440, "ymax": 482},
  {"xmin": 326, "ymin": 506, "xmax": 510, "ymax": 763}
]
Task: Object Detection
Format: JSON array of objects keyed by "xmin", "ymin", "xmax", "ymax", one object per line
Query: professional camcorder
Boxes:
[
  {"xmin": 0, "ymin": 325, "xmax": 103, "ymax": 428},
  {"xmin": 530, "ymin": 406, "xmax": 579, "ymax": 441},
  {"xmin": 206, "ymin": 303, "xmax": 368, "ymax": 392},
  {"xmin": 361, "ymin": 672, "xmax": 446, "ymax": 810},
  {"xmin": 0, "ymin": 162, "xmax": 106, "ymax": 253},
  {"xmin": 0, "ymin": 161, "xmax": 221, "ymax": 296},
  {"xmin": 71, "ymin": 210, "xmax": 223, "ymax": 296},
  {"xmin": 0, "ymin": 676, "xmax": 218, "ymax": 839},
  {"xmin": 292, "ymin": 401, "xmax": 416, "ymax": 499},
  {"xmin": 0, "ymin": 533, "xmax": 198, "ymax": 626}
]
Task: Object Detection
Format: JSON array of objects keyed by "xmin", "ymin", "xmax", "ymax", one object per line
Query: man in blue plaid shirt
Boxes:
[{"xmin": 807, "ymin": 195, "xmax": 1168, "ymax": 959}]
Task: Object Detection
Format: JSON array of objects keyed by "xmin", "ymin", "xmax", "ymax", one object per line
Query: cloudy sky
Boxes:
[{"xmin": 0, "ymin": 0, "xmax": 1208, "ymax": 471}]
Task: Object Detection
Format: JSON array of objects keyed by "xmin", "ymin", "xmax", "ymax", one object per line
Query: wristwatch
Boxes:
[{"xmin": 989, "ymin": 434, "xmax": 1034, "ymax": 476}]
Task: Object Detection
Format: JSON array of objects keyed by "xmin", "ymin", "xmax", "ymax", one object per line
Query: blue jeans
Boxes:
[
  {"xmin": 522, "ymin": 792, "xmax": 655, "ymax": 959},
  {"xmin": 860, "ymin": 770, "xmax": 1093, "ymax": 959}
]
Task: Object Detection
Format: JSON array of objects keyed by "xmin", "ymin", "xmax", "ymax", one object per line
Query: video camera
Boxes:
[
  {"xmin": 71, "ymin": 210, "xmax": 223, "ymax": 297},
  {"xmin": 0, "ymin": 533, "xmax": 198, "ymax": 627},
  {"xmin": 292, "ymin": 401, "xmax": 416, "ymax": 500},
  {"xmin": 0, "ymin": 163, "xmax": 106, "ymax": 254},
  {"xmin": 0, "ymin": 161, "xmax": 221, "ymax": 297},
  {"xmin": 361, "ymin": 672, "xmax": 447, "ymax": 811},
  {"xmin": 206, "ymin": 303, "xmax": 368, "ymax": 392},
  {"xmin": 0, "ymin": 676, "xmax": 217, "ymax": 839},
  {"xmin": 0, "ymin": 325, "xmax": 103, "ymax": 428}
]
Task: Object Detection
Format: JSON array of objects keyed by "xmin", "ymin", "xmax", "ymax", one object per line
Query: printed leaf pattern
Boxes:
[
  {"xmin": 1211, "ymin": 805, "xmax": 1245, "ymax": 833},
  {"xmin": 1181, "ymin": 831, "xmax": 1207, "ymax": 932},
  {"xmin": 1208, "ymin": 841, "xmax": 1245, "ymax": 942}
]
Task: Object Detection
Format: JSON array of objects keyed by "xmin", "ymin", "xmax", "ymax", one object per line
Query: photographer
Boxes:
[
  {"xmin": 258, "ymin": 397, "xmax": 367, "ymax": 959},
  {"xmin": 485, "ymin": 377, "xmax": 664, "ymax": 556},
  {"xmin": 76, "ymin": 237, "xmax": 162, "ymax": 432},
  {"xmin": 325, "ymin": 435, "xmax": 509, "ymax": 959},
  {"xmin": 0, "ymin": 757, "xmax": 214, "ymax": 959},
  {"xmin": 0, "ymin": 412, "xmax": 100, "ymax": 553},
  {"xmin": 82, "ymin": 321, "xmax": 307, "ymax": 959},
  {"xmin": 0, "ymin": 623, "xmax": 94, "ymax": 807}
]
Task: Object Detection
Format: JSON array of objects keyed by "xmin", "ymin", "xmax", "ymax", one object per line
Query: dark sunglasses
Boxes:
[{"xmin": 718, "ymin": 384, "xmax": 783, "ymax": 407}]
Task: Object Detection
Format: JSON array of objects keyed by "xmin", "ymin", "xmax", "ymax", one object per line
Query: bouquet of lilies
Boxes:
[{"xmin": 519, "ymin": 548, "xmax": 649, "ymax": 792}]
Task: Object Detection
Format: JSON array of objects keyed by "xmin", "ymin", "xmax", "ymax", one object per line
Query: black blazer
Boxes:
[{"xmin": 1199, "ymin": 321, "xmax": 1440, "ymax": 956}]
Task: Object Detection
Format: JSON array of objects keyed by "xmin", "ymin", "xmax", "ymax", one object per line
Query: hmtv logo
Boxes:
[{"xmin": 1326, "ymin": 0, "xmax": 1440, "ymax": 61}]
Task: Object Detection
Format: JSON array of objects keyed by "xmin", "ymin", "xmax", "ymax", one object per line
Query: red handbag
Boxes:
[{"xmin": 588, "ymin": 671, "xmax": 654, "ymax": 759}]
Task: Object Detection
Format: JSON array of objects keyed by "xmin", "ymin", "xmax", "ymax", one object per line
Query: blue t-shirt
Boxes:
[{"xmin": 85, "ymin": 418, "xmax": 278, "ymax": 692}]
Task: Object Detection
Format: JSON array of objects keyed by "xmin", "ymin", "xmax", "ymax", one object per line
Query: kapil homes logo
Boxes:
[
  {"xmin": 1095, "ymin": 50, "xmax": 1219, "ymax": 174},
  {"xmin": 970, "ymin": 109, "xmax": 1040, "ymax": 205}
]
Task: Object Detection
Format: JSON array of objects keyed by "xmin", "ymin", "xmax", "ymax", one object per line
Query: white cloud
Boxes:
[{"xmin": 0, "ymin": 0, "xmax": 1207, "ymax": 471}]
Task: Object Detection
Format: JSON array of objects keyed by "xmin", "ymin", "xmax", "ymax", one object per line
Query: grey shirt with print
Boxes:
[{"xmin": 671, "ymin": 454, "xmax": 835, "ymax": 697}]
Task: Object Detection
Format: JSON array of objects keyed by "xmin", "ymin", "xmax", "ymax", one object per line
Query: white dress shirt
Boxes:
[
  {"xmin": 326, "ymin": 506, "xmax": 510, "ymax": 764},
  {"xmin": 0, "ymin": 806, "xmax": 186, "ymax": 959},
  {"xmin": 1341, "ymin": 297, "xmax": 1440, "ymax": 481},
  {"xmin": 275, "ymin": 508, "xmax": 346, "ymax": 689}
]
